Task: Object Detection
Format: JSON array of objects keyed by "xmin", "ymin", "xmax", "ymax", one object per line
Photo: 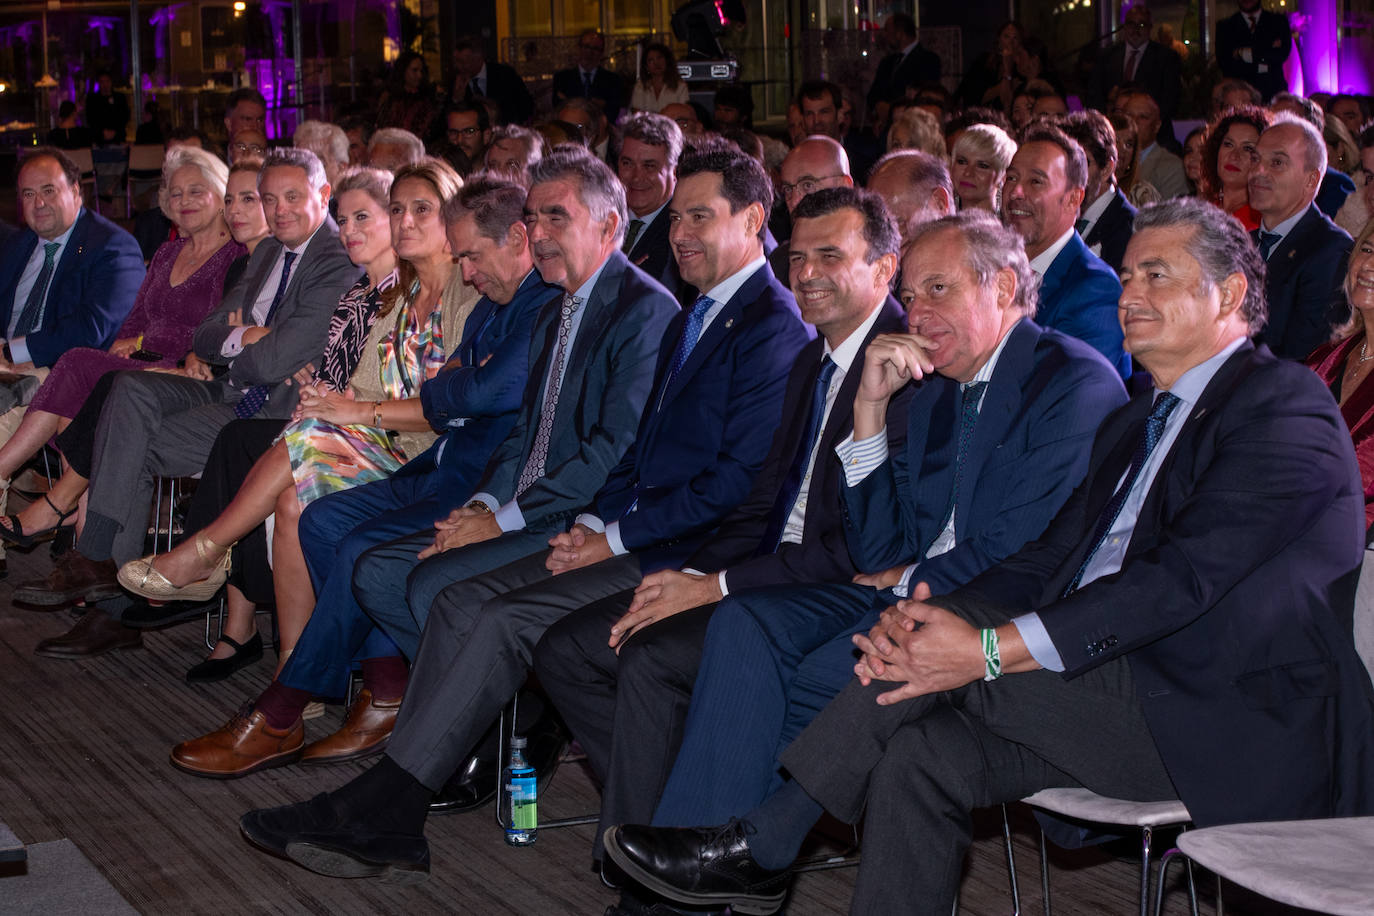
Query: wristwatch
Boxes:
[{"xmin": 465, "ymin": 500, "xmax": 493, "ymax": 514}]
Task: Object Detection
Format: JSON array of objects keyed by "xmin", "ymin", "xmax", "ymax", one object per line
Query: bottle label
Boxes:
[{"xmin": 509, "ymin": 768, "xmax": 537, "ymax": 832}]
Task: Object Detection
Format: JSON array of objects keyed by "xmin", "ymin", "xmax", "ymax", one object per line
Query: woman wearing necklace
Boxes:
[{"xmin": 1307, "ymin": 219, "xmax": 1374, "ymax": 528}]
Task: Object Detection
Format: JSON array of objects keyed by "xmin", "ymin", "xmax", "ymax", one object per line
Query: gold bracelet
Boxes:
[{"xmin": 373, "ymin": 401, "xmax": 382, "ymax": 427}]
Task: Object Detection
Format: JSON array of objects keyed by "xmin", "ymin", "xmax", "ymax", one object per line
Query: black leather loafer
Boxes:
[{"xmin": 605, "ymin": 819, "xmax": 788, "ymax": 916}]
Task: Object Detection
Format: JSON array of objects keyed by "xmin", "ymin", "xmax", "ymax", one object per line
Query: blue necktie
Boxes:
[
  {"xmin": 15, "ymin": 242, "xmax": 61, "ymax": 338},
  {"xmin": 1257, "ymin": 230, "xmax": 1281, "ymax": 261},
  {"xmin": 758, "ymin": 355, "xmax": 838, "ymax": 553},
  {"xmin": 665, "ymin": 295, "xmax": 714, "ymax": 386},
  {"xmin": 235, "ymin": 250, "xmax": 298, "ymax": 419},
  {"xmin": 938, "ymin": 381, "xmax": 988, "ymax": 533},
  {"xmin": 1064, "ymin": 391, "xmax": 1182, "ymax": 595}
]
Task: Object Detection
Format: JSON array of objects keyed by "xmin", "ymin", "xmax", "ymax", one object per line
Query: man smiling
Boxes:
[{"xmin": 618, "ymin": 112, "xmax": 685, "ymax": 298}]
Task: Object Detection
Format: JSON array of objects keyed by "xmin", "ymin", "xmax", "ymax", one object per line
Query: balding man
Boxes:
[
  {"xmin": 606, "ymin": 194, "xmax": 1374, "ymax": 916},
  {"xmin": 770, "ymin": 136, "xmax": 853, "ymax": 279},
  {"xmin": 1249, "ymin": 113, "xmax": 1353, "ymax": 359},
  {"xmin": 864, "ymin": 148, "xmax": 955, "ymax": 249},
  {"xmin": 1120, "ymin": 89, "xmax": 1188, "ymax": 199}
]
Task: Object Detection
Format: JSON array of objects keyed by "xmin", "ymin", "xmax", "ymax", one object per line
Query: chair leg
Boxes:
[
  {"xmin": 203, "ymin": 594, "xmax": 224, "ymax": 651},
  {"xmin": 1038, "ymin": 828, "xmax": 1051, "ymax": 916},
  {"xmin": 999, "ymin": 804, "xmax": 1020, "ymax": 916},
  {"xmin": 1139, "ymin": 825, "xmax": 1154, "ymax": 916},
  {"xmin": 1154, "ymin": 848, "xmax": 1180, "ymax": 916}
]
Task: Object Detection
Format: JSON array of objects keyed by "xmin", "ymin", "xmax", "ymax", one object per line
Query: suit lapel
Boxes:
[
  {"xmin": 560, "ymin": 251, "xmax": 628, "ymax": 407},
  {"xmin": 657, "ymin": 264, "xmax": 769, "ymax": 409},
  {"xmin": 1264, "ymin": 205, "xmax": 1320, "ymax": 287},
  {"xmin": 0, "ymin": 230, "xmax": 39, "ymax": 326},
  {"xmin": 907, "ymin": 379, "xmax": 959, "ymax": 542}
]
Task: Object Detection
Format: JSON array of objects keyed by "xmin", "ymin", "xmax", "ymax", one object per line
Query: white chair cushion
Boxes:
[{"xmin": 1022, "ymin": 787, "xmax": 1191, "ymax": 828}]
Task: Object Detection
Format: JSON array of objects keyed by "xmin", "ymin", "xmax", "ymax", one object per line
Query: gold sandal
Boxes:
[{"xmin": 117, "ymin": 534, "xmax": 232, "ymax": 603}]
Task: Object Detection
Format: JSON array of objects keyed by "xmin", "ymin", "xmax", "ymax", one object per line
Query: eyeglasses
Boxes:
[
  {"xmin": 232, "ymin": 142, "xmax": 266, "ymax": 156},
  {"xmin": 448, "ymin": 126, "xmax": 481, "ymax": 138},
  {"xmin": 780, "ymin": 174, "xmax": 844, "ymax": 198}
]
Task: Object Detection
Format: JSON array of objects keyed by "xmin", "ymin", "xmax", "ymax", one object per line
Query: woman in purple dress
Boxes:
[{"xmin": 0, "ymin": 146, "xmax": 251, "ymax": 538}]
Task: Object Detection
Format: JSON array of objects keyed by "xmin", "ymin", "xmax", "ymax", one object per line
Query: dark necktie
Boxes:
[
  {"xmin": 15, "ymin": 242, "xmax": 61, "ymax": 338},
  {"xmin": 1064, "ymin": 391, "xmax": 1182, "ymax": 595},
  {"xmin": 665, "ymin": 295, "xmax": 714, "ymax": 387},
  {"xmin": 758, "ymin": 356, "xmax": 838, "ymax": 553},
  {"xmin": 583, "ymin": 71, "xmax": 593, "ymax": 96},
  {"xmin": 1075, "ymin": 217, "xmax": 1089, "ymax": 235},
  {"xmin": 623, "ymin": 219, "xmax": 645, "ymax": 254},
  {"xmin": 234, "ymin": 250, "xmax": 299, "ymax": 419},
  {"xmin": 1257, "ymin": 230, "xmax": 1281, "ymax": 261},
  {"xmin": 516, "ymin": 293, "xmax": 583, "ymax": 495},
  {"xmin": 937, "ymin": 381, "xmax": 988, "ymax": 534},
  {"xmin": 1124, "ymin": 46, "xmax": 1141, "ymax": 82}
]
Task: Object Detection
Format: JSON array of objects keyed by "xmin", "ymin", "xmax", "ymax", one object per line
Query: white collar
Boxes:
[
  {"xmin": 823, "ymin": 297, "xmax": 887, "ymax": 374},
  {"xmin": 1080, "ymin": 186, "xmax": 1117, "ymax": 227},
  {"xmin": 1029, "ymin": 226, "xmax": 1076, "ymax": 276},
  {"xmin": 702, "ymin": 256, "xmax": 767, "ymax": 309}
]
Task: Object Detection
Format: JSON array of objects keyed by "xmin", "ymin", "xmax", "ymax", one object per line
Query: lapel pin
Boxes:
[
  {"xmin": 724, "ymin": 318, "xmax": 735, "ymax": 328},
  {"xmin": 1288, "ymin": 250, "xmax": 1296, "ymax": 259}
]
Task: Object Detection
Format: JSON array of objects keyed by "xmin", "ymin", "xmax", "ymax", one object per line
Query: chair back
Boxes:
[
  {"xmin": 127, "ymin": 144, "xmax": 165, "ymax": 175},
  {"xmin": 66, "ymin": 147, "xmax": 95, "ymax": 177},
  {"xmin": 1355, "ymin": 545, "xmax": 1374, "ymax": 684}
]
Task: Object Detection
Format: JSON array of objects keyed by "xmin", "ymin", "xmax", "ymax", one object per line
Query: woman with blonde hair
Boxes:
[{"xmin": 949, "ymin": 123, "xmax": 1016, "ymax": 213}]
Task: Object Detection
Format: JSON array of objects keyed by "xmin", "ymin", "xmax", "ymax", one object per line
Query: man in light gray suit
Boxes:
[
  {"xmin": 23, "ymin": 147, "xmax": 356, "ymax": 658},
  {"xmin": 1119, "ymin": 89, "xmax": 1188, "ymax": 199}
]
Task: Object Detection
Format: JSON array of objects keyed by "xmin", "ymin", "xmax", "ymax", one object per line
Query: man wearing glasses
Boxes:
[
  {"xmin": 1088, "ymin": 3, "xmax": 1181, "ymax": 148},
  {"xmin": 767, "ymin": 136, "xmax": 853, "ymax": 282},
  {"xmin": 444, "ymin": 102, "xmax": 492, "ymax": 176}
]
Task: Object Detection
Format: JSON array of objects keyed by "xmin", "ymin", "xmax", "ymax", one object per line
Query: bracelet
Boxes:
[
  {"xmin": 981, "ymin": 627, "xmax": 1003, "ymax": 681},
  {"xmin": 465, "ymin": 499, "xmax": 493, "ymax": 514},
  {"xmin": 373, "ymin": 401, "xmax": 382, "ymax": 427}
]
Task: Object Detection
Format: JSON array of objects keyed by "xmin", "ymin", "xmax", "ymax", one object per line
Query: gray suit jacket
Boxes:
[
  {"xmin": 1135, "ymin": 145, "xmax": 1189, "ymax": 200},
  {"xmin": 475, "ymin": 249, "xmax": 679, "ymax": 533},
  {"xmin": 191, "ymin": 219, "xmax": 357, "ymax": 418}
]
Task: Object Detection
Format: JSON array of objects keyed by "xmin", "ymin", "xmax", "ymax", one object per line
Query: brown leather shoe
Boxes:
[
  {"xmin": 300, "ymin": 688, "xmax": 401, "ymax": 764},
  {"xmin": 171, "ymin": 705, "xmax": 304, "ymax": 779},
  {"xmin": 15, "ymin": 554, "xmax": 121, "ymax": 607},
  {"xmin": 34, "ymin": 609, "xmax": 141, "ymax": 658}
]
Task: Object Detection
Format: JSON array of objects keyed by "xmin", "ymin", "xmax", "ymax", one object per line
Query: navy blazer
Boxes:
[
  {"xmin": 475, "ymin": 250, "xmax": 678, "ymax": 533},
  {"xmin": 395, "ymin": 269, "xmax": 561, "ymax": 510},
  {"xmin": 685, "ymin": 296, "xmax": 911, "ymax": 591},
  {"xmin": 0, "ymin": 209, "xmax": 145, "ymax": 367},
  {"xmin": 1253, "ymin": 203, "xmax": 1352, "ymax": 361},
  {"xmin": 1083, "ymin": 189, "xmax": 1136, "ymax": 274},
  {"xmin": 1217, "ymin": 10, "xmax": 1292, "ymax": 101},
  {"xmin": 958, "ymin": 342, "xmax": 1374, "ymax": 826},
  {"xmin": 841, "ymin": 319, "xmax": 1127, "ymax": 595},
  {"xmin": 1090, "ymin": 41, "xmax": 1182, "ymax": 125},
  {"xmin": 593, "ymin": 261, "xmax": 812, "ymax": 572},
  {"xmin": 1037, "ymin": 231, "xmax": 1131, "ymax": 378},
  {"xmin": 552, "ymin": 66, "xmax": 624, "ymax": 124}
]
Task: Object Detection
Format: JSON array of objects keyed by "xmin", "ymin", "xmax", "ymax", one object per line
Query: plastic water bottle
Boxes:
[{"xmin": 504, "ymin": 735, "xmax": 538, "ymax": 846}]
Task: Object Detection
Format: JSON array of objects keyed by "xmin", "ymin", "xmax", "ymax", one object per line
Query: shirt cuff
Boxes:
[
  {"xmin": 222, "ymin": 326, "xmax": 248, "ymax": 357},
  {"xmin": 574, "ymin": 513, "xmax": 606, "ymax": 533},
  {"xmin": 835, "ymin": 429, "xmax": 888, "ymax": 488},
  {"xmin": 1011, "ymin": 613, "xmax": 1065, "ymax": 672},
  {"xmin": 472, "ymin": 491, "xmax": 523, "ymax": 533},
  {"xmin": 1240, "ymin": 47, "xmax": 1253, "ymax": 63},
  {"xmin": 8, "ymin": 337, "xmax": 30, "ymax": 365},
  {"xmin": 891, "ymin": 564, "xmax": 919, "ymax": 599},
  {"xmin": 717, "ymin": 570, "xmax": 730, "ymax": 597},
  {"xmin": 603, "ymin": 520, "xmax": 628, "ymax": 556}
]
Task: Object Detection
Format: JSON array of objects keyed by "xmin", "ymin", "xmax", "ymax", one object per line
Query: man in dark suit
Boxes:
[
  {"xmin": 553, "ymin": 29, "xmax": 624, "ymax": 126},
  {"xmin": 534, "ymin": 188, "xmax": 911, "ymax": 890},
  {"xmin": 1249, "ymin": 114, "xmax": 1353, "ymax": 360},
  {"xmin": 1060, "ymin": 110, "xmax": 1137, "ymax": 273},
  {"xmin": 452, "ymin": 37, "xmax": 533, "ymax": 126},
  {"xmin": 1002, "ymin": 124, "xmax": 1130, "ymax": 377},
  {"xmin": 633, "ymin": 206, "xmax": 1126, "ymax": 849},
  {"xmin": 169, "ymin": 176, "xmax": 560, "ymax": 776},
  {"xmin": 770, "ymin": 137, "xmax": 854, "ymax": 280},
  {"xmin": 22, "ymin": 148, "xmax": 355, "ymax": 656},
  {"xmin": 227, "ymin": 147, "xmax": 809, "ymax": 882},
  {"xmin": 865, "ymin": 13, "xmax": 941, "ymax": 113},
  {"xmin": 1088, "ymin": 3, "xmax": 1181, "ymax": 138},
  {"xmin": 1217, "ymin": 0, "xmax": 1292, "ymax": 102},
  {"xmin": 605, "ymin": 198, "xmax": 1374, "ymax": 916},
  {"xmin": 618, "ymin": 112, "xmax": 684, "ymax": 299}
]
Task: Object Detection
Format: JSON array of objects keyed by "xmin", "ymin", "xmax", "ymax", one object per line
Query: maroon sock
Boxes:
[
  {"xmin": 256, "ymin": 681, "xmax": 311, "ymax": 730},
  {"xmin": 361, "ymin": 656, "xmax": 408, "ymax": 703}
]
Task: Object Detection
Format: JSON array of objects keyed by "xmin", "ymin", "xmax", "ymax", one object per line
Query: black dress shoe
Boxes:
[
  {"xmin": 241, "ymin": 793, "xmax": 345, "ymax": 857},
  {"xmin": 186, "ymin": 632, "xmax": 264, "ymax": 683},
  {"xmin": 244, "ymin": 793, "xmax": 429, "ymax": 884},
  {"xmin": 605, "ymin": 820, "xmax": 788, "ymax": 916},
  {"xmin": 427, "ymin": 703, "xmax": 567, "ymax": 815}
]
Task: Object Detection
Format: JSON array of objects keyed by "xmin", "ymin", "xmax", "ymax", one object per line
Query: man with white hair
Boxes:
[
  {"xmin": 1249, "ymin": 112, "xmax": 1353, "ymax": 359},
  {"xmin": 294, "ymin": 120, "xmax": 350, "ymax": 187},
  {"xmin": 366, "ymin": 127, "xmax": 425, "ymax": 172}
]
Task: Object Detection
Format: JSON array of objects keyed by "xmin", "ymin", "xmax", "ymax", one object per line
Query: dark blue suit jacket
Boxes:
[
  {"xmin": 1254, "ymin": 203, "xmax": 1353, "ymax": 361},
  {"xmin": 1083, "ymin": 189, "xmax": 1136, "ymax": 275},
  {"xmin": 958, "ymin": 343, "xmax": 1374, "ymax": 826},
  {"xmin": 475, "ymin": 250, "xmax": 679, "ymax": 533},
  {"xmin": 686, "ymin": 296, "xmax": 911, "ymax": 591},
  {"xmin": 841, "ymin": 319, "xmax": 1128, "ymax": 595},
  {"xmin": 394, "ymin": 269, "xmax": 561, "ymax": 511},
  {"xmin": 593, "ymin": 261, "xmax": 813, "ymax": 572},
  {"xmin": 0, "ymin": 209, "xmax": 145, "ymax": 367},
  {"xmin": 552, "ymin": 66, "xmax": 624, "ymax": 124},
  {"xmin": 1037, "ymin": 231, "xmax": 1131, "ymax": 379}
]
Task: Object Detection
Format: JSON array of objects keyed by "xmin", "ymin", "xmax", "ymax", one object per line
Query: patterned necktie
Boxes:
[
  {"xmin": 1064, "ymin": 391, "xmax": 1182, "ymax": 595},
  {"xmin": 937, "ymin": 381, "xmax": 988, "ymax": 533},
  {"xmin": 234, "ymin": 250, "xmax": 299, "ymax": 419},
  {"xmin": 14, "ymin": 242, "xmax": 61, "ymax": 338},
  {"xmin": 515, "ymin": 293, "xmax": 583, "ymax": 495},
  {"xmin": 623, "ymin": 219, "xmax": 645, "ymax": 253},
  {"xmin": 758, "ymin": 356, "xmax": 838, "ymax": 553},
  {"xmin": 1257, "ymin": 230, "xmax": 1281, "ymax": 261},
  {"xmin": 665, "ymin": 295, "xmax": 714, "ymax": 386}
]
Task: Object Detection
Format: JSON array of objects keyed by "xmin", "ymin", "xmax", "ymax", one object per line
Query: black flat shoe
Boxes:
[{"xmin": 186, "ymin": 632, "xmax": 263, "ymax": 683}]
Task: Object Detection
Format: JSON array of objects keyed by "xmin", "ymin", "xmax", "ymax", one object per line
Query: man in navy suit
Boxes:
[
  {"xmin": 1088, "ymin": 4, "xmax": 1181, "ymax": 140},
  {"xmin": 1003, "ymin": 123, "xmax": 1130, "ymax": 377},
  {"xmin": 605, "ymin": 199, "xmax": 1374, "ymax": 916},
  {"xmin": 619, "ymin": 112, "xmax": 684, "ymax": 300},
  {"xmin": 534, "ymin": 186, "xmax": 913, "ymax": 889},
  {"xmin": 626, "ymin": 208, "xmax": 1125, "ymax": 856},
  {"xmin": 1249, "ymin": 114, "xmax": 1353, "ymax": 360},
  {"xmin": 553, "ymin": 29, "xmax": 624, "ymax": 126},
  {"xmin": 230, "ymin": 145, "xmax": 806, "ymax": 882},
  {"xmin": 865, "ymin": 13, "xmax": 940, "ymax": 113},
  {"xmin": 452, "ymin": 36, "xmax": 533, "ymax": 126},
  {"xmin": 1060, "ymin": 110, "xmax": 1137, "ymax": 274},
  {"xmin": 1217, "ymin": 0, "xmax": 1291, "ymax": 102}
]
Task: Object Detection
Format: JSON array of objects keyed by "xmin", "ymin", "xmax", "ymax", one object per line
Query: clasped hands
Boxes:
[
  {"xmin": 417, "ymin": 504, "xmax": 502, "ymax": 559},
  {"xmin": 545, "ymin": 523, "xmax": 614, "ymax": 575},
  {"xmin": 852, "ymin": 582, "xmax": 988, "ymax": 706},
  {"xmin": 608, "ymin": 568, "xmax": 722, "ymax": 653}
]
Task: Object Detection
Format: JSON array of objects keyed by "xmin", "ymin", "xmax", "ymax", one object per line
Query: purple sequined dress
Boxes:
[{"xmin": 28, "ymin": 236, "xmax": 244, "ymax": 419}]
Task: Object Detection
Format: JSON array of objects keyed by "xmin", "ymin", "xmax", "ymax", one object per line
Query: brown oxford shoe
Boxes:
[
  {"xmin": 34, "ymin": 608, "xmax": 141, "ymax": 658},
  {"xmin": 171, "ymin": 704, "xmax": 304, "ymax": 778},
  {"xmin": 300, "ymin": 688, "xmax": 400, "ymax": 765},
  {"xmin": 14, "ymin": 554, "xmax": 121, "ymax": 608}
]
